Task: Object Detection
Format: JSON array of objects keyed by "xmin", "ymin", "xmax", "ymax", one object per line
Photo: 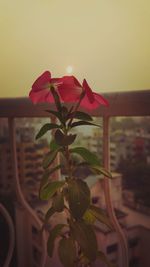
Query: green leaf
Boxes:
[
  {"xmin": 47, "ymin": 224, "xmax": 66, "ymax": 257},
  {"xmin": 83, "ymin": 209, "xmax": 96, "ymax": 224},
  {"xmin": 97, "ymin": 251, "xmax": 116, "ymax": 267},
  {"xmin": 36, "ymin": 123, "xmax": 60, "ymax": 139},
  {"xmin": 90, "ymin": 165, "xmax": 112, "ymax": 178},
  {"xmin": 71, "ymin": 221, "xmax": 98, "ymax": 261},
  {"xmin": 50, "ymin": 139, "xmax": 61, "ymax": 151},
  {"xmin": 45, "ymin": 109, "xmax": 63, "ymax": 123},
  {"xmin": 45, "ymin": 207, "xmax": 55, "ymax": 222},
  {"xmin": 40, "ymin": 181, "xmax": 65, "ymax": 200},
  {"xmin": 39, "ymin": 171, "xmax": 49, "ymax": 194},
  {"xmin": 79, "ymin": 254, "xmax": 90, "ymax": 266},
  {"xmin": 41, "ymin": 207, "xmax": 55, "ymax": 232},
  {"xmin": 89, "ymin": 205, "xmax": 113, "ymax": 230},
  {"xmin": 58, "ymin": 237, "xmax": 76, "ymax": 267},
  {"xmin": 68, "ymin": 179, "xmax": 90, "ymax": 219},
  {"xmin": 52, "ymin": 191, "xmax": 64, "ymax": 212},
  {"xmin": 42, "ymin": 149, "xmax": 59, "ymax": 169},
  {"xmin": 70, "ymin": 147, "xmax": 100, "ymax": 166},
  {"xmin": 39, "ymin": 165, "xmax": 62, "ymax": 193},
  {"xmin": 70, "ymin": 120, "xmax": 100, "ymax": 128},
  {"xmin": 61, "ymin": 106, "xmax": 69, "ymax": 119},
  {"xmin": 55, "ymin": 129, "xmax": 76, "ymax": 146},
  {"xmin": 63, "ymin": 187, "xmax": 69, "ymax": 201},
  {"xmin": 70, "ymin": 111, "xmax": 93, "ymax": 121}
]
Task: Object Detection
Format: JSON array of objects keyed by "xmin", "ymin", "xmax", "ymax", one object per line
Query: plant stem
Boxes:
[
  {"xmin": 64, "ymin": 145, "xmax": 72, "ymax": 179},
  {"xmin": 68, "ymin": 91, "xmax": 85, "ymax": 126}
]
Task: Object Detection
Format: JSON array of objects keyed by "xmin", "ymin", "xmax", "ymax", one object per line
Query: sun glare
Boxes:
[{"xmin": 66, "ymin": 65, "xmax": 73, "ymax": 74}]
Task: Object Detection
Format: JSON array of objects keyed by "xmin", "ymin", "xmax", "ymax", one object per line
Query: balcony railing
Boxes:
[
  {"xmin": 0, "ymin": 90, "xmax": 150, "ymax": 267},
  {"xmin": 0, "ymin": 90, "xmax": 150, "ymax": 118}
]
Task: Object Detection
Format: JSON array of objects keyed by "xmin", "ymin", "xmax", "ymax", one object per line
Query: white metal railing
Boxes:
[{"xmin": 0, "ymin": 90, "xmax": 150, "ymax": 267}]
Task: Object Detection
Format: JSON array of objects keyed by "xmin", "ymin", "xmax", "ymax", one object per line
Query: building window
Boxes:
[
  {"xmin": 129, "ymin": 237, "xmax": 139, "ymax": 248},
  {"xmin": 25, "ymin": 164, "xmax": 32, "ymax": 169},
  {"xmin": 92, "ymin": 196, "xmax": 99, "ymax": 204},
  {"xmin": 129, "ymin": 257, "xmax": 139, "ymax": 267},
  {"xmin": 32, "ymin": 226, "xmax": 38, "ymax": 236},
  {"xmin": 32, "ymin": 246, "xmax": 41, "ymax": 262},
  {"xmin": 107, "ymin": 243, "xmax": 118, "ymax": 254}
]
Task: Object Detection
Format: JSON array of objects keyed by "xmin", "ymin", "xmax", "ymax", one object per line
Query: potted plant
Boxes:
[{"xmin": 29, "ymin": 71, "xmax": 115, "ymax": 267}]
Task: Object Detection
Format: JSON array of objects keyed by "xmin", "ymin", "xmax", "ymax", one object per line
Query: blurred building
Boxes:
[
  {"xmin": 13, "ymin": 172, "xmax": 150, "ymax": 267},
  {"xmin": 0, "ymin": 141, "xmax": 48, "ymax": 196},
  {"xmin": 1, "ymin": 120, "xmax": 150, "ymax": 267},
  {"xmin": 87, "ymin": 173, "xmax": 150, "ymax": 267}
]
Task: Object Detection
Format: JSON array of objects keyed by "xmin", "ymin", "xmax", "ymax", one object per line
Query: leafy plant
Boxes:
[{"xmin": 29, "ymin": 70, "xmax": 113, "ymax": 267}]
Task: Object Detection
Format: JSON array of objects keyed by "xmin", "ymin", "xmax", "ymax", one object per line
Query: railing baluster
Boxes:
[
  {"xmin": 103, "ymin": 115, "xmax": 129, "ymax": 267},
  {"xmin": 8, "ymin": 118, "xmax": 47, "ymax": 267},
  {"xmin": 0, "ymin": 203, "xmax": 15, "ymax": 267}
]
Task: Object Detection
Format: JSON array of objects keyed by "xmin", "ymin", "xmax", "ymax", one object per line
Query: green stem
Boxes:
[
  {"xmin": 51, "ymin": 87, "xmax": 62, "ymax": 112},
  {"xmin": 63, "ymin": 92, "xmax": 86, "ymax": 180},
  {"xmin": 68, "ymin": 91, "xmax": 85, "ymax": 126},
  {"xmin": 64, "ymin": 145, "xmax": 72, "ymax": 179}
]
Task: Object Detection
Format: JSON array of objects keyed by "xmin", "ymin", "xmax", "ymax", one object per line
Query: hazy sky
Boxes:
[{"xmin": 0, "ymin": 0, "xmax": 150, "ymax": 97}]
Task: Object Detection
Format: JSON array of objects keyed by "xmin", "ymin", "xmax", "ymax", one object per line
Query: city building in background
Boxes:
[{"xmin": 0, "ymin": 116, "xmax": 150, "ymax": 267}]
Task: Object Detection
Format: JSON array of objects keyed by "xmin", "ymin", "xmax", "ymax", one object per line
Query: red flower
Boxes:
[
  {"xmin": 58, "ymin": 75, "xmax": 83, "ymax": 102},
  {"xmin": 29, "ymin": 71, "xmax": 109, "ymax": 110},
  {"xmin": 80, "ymin": 79, "xmax": 109, "ymax": 110},
  {"xmin": 29, "ymin": 71, "xmax": 62, "ymax": 104},
  {"xmin": 29, "ymin": 71, "xmax": 82, "ymax": 104}
]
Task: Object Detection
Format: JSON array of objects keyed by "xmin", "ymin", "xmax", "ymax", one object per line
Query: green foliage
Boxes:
[
  {"xmin": 68, "ymin": 179, "xmax": 90, "ymax": 219},
  {"xmin": 90, "ymin": 165, "xmax": 112, "ymax": 178},
  {"xmin": 45, "ymin": 109, "xmax": 63, "ymax": 123},
  {"xmin": 35, "ymin": 93, "xmax": 113, "ymax": 267},
  {"xmin": 58, "ymin": 237, "xmax": 76, "ymax": 267},
  {"xmin": 47, "ymin": 224, "xmax": 66, "ymax": 257},
  {"xmin": 71, "ymin": 220, "xmax": 98, "ymax": 261},
  {"xmin": 55, "ymin": 129, "xmax": 76, "ymax": 146},
  {"xmin": 39, "ymin": 165, "xmax": 61, "ymax": 193},
  {"xmin": 70, "ymin": 120, "xmax": 100, "ymax": 128},
  {"xmin": 69, "ymin": 111, "xmax": 93, "ymax": 121},
  {"xmin": 50, "ymin": 139, "xmax": 61, "ymax": 151},
  {"xmin": 61, "ymin": 106, "xmax": 69, "ymax": 120},
  {"xmin": 36, "ymin": 123, "xmax": 61, "ymax": 139},
  {"xmin": 52, "ymin": 191, "xmax": 64, "ymax": 212},
  {"xmin": 85, "ymin": 205, "xmax": 113, "ymax": 230},
  {"xmin": 40, "ymin": 181, "xmax": 65, "ymax": 200},
  {"xmin": 45, "ymin": 207, "xmax": 55, "ymax": 222},
  {"xmin": 51, "ymin": 87, "xmax": 62, "ymax": 112},
  {"xmin": 42, "ymin": 149, "xmax": 60, "ymax": 169},
  {"xmin": 70, "ymin": 147, "xmax": 100, "ymax": 166},
  {"xmin": 83, "ymin": 209, "xmax": 96, "ymax": 224}
]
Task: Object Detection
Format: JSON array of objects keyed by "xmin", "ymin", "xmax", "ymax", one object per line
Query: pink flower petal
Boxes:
[
  {"xmin": 82, "ymin": 79, "xmax": 95, "ymax": 103},
  {"xmin": 81, "ymin": 79, "xmax": 109, "ymax": 110},
  {"xmin": 58, "ymin": 76, "xmax": 83, "ymax": 102},
  {"xmin": 80, "ymin": 94, "xmax": 100, "ymax": 110},
  {"xmin": 94, "ymin": 93, "xmax": 109, "ymax": 106},
  {"xmin": 32, "ymin": 71, "xmax": 51, "ymax": 91},
  {"xmin": 29, "ymin": 71, "xmax": 109, "ymax": 109},
  {"xmin": 29, "ymin": 89, "xmax": 54, "ymax": 104}
]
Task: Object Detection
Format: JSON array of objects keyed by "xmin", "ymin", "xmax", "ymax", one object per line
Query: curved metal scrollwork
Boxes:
[
  {"xmin": 8, "ymin": 118, "xmax": 47, "ymax": 267},
  {"xmin": 103, "ymin": 116, "xmax": 129, "ymax": 267},
  {"xmin": 0, "ymin": 203, "xmax": 15, "ymax": 267}
]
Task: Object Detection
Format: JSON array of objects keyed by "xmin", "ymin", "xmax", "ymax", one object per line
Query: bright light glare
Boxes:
[{"xmin": 66, "ymin": 65, "xmax": 73, "ymax": 74}]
